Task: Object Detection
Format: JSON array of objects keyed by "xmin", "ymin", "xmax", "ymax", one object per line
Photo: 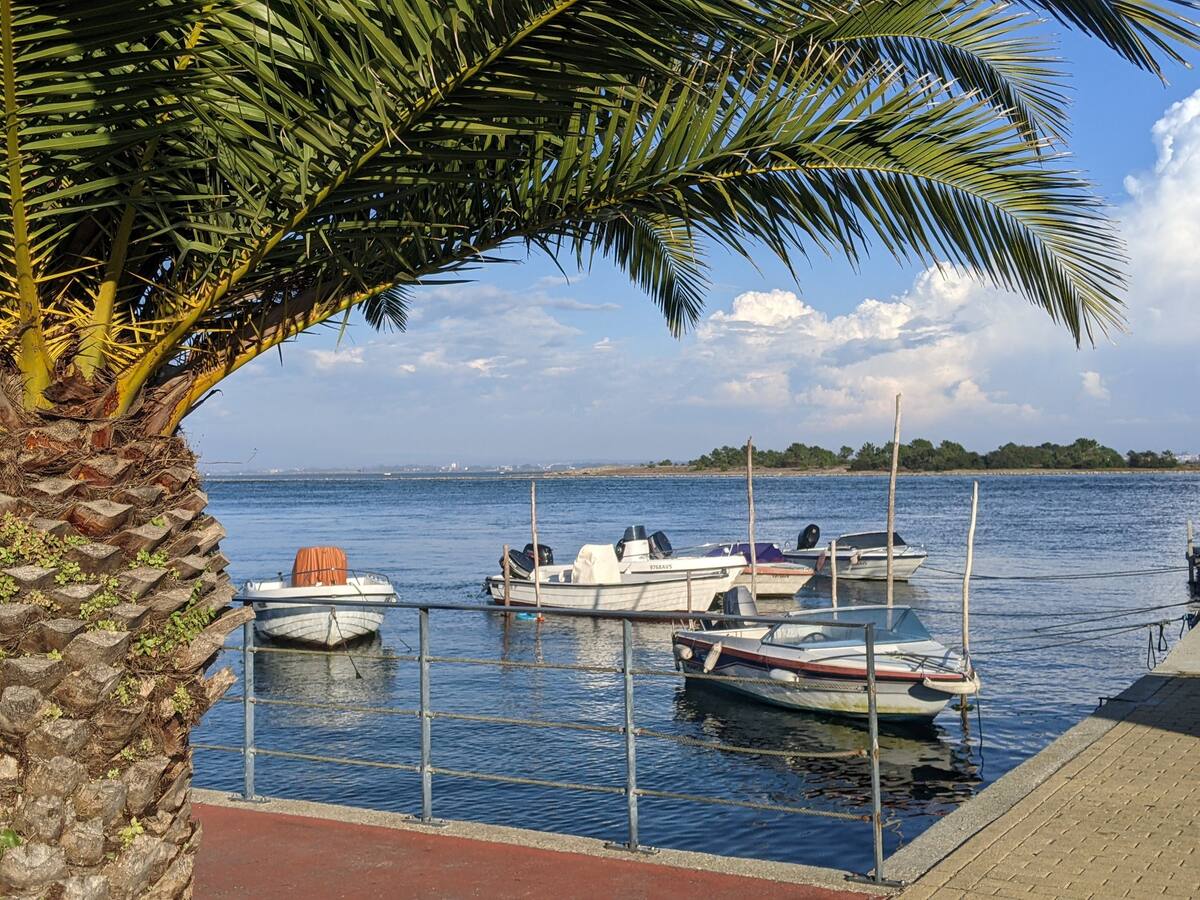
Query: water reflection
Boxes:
[
  {"xmin": 253, "ymin": 635, "xmax": 403, "ymax": 727},
  {"xmin": 673, "ymin": 680, "xmax": 980, "ymax": 814},
  {"xmin": 798, "ymin": 578, "xmax": 934, "ymax": 609}
]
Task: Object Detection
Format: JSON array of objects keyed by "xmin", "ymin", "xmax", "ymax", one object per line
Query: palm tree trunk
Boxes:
[{"xmin": 0, "ymin": 376, "xmax": 247, "ymax": 899}]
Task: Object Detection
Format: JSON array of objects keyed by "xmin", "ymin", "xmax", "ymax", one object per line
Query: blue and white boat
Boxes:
[{"xmin": 672, "ymin": 589, "xmax": 978, "ymax": 721}]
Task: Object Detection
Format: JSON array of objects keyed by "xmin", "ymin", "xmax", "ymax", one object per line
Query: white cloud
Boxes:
[
  {"xmin": 543, "ymin": 298, "xmax": 620, "ymax": 312},
  {"xmin": 684, "ymin": 264, "xmax": 1055, "ymax": 427},
  {"xmin": 1120, "ymin": 91, "xmax": 1200, "ymax": 344},
  {"xmin": 308, "ymin": 347, "xmax": 365, "ymax": 371},
  {"xmin": 593, "ymin": 337, "xmax": 615, "ymax": 352},
  {"xmin": 712, "ymin": 288, "xmax": 811, "ymax": 327},
  {"xmin": 1080, "ymin": 370, "xmax": 1110, "ymax": 401}
]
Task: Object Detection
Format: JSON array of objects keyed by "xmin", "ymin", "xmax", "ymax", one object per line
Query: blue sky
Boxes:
[{"xmin": 188, "ymin": 31, "xmax": 1200, "ymax": 470}]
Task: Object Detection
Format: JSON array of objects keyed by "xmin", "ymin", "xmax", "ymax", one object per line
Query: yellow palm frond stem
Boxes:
[{"xmin": 160, "ymin": 284, "xmax": 394, "ymax": 434}]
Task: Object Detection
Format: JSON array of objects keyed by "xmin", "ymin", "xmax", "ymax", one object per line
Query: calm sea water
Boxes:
[{"xmin": 193, "ymin": 473, "xmax": 1199, "ymax": 871}]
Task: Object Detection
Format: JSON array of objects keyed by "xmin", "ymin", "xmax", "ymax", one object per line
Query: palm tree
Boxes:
[{"xmin": 0, "ymin": 0, "xmax": 1194, "ymax": 894}]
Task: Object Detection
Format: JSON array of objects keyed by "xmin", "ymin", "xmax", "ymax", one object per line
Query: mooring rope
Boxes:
[{"xmin": 921, "ymin": 564, "xmax": 1188, "ymax": 582}]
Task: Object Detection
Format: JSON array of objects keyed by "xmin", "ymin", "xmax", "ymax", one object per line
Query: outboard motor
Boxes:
[
  {"xmin": 615, "ymin": 525, "xmax": 648, "ymax": 560},
  {"xmin": 523, "ymin": 543, "xmax": 554, "ymax": 566},
  {"xmin": 796, "ymin": 523, "xmax": 821, "ymax": 550},
  {"xmin": 501, "ymin": 548, "xmax": 536, "ymax": 579},
  {"xmin": 720, "ymin": 585, "xmax": 758, "ymax": 628},
  {"xmin": 648, "ymin": 530, "xmax": 673, "ymax": 559}
]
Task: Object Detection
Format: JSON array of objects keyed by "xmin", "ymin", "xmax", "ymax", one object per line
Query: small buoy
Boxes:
[
  {"xmin": 768, "ymin": 668, "xmax": 797, "ymax": 683},
  {"xmin": 702, "ymin": 642, "xmax": 723, "ymax": 673},
  {"xmin": 673, "ymin": 643, "xmax": 693, "ymax": 661}
]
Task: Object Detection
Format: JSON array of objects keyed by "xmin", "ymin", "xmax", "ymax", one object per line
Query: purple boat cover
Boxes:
[{"xmin": 704, "ymin": 542, "xmax": 785, "ymax": 562}]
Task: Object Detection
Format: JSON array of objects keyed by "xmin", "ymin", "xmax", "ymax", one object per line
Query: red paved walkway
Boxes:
[{"xmin": 194, "ymin": 803, "xmax": 872, "ymax": 899}]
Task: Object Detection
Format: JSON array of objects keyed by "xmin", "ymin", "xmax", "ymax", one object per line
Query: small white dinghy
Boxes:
[
  {"xmin": 241, "ymin": 547, "xmax": 396, "ymax": 647},
  {"xmin": 672, "ymin": 588, "xmax": 979, "ymax": 721},
  {"xmin": 487, "ymin": 543, "xmax": 738, "ymax": 613}
]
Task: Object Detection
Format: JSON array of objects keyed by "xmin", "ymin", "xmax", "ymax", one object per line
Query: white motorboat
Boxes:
[
  {"xmin": 241, "ymin": 547, "xmax": 397, "ymax": 647},
  {"xmin": 672, "ymin": 589, "xmax": 978, "ymax": 721},
  {"xmin": 693, "ymin": 541, "xmax": 815, "ymax": 597},
  {"xmin": 783, "ymin": 527, "xmax": 927, "ymax": 581},
  {"xmin": 486, "ymin": 543, "xmax": 739, "ymax": 613}
]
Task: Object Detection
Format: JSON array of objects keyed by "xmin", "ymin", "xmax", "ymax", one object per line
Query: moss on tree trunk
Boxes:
[{"xmin": 0, "ymin": 377, "xmax": 246, "ymax": 899}]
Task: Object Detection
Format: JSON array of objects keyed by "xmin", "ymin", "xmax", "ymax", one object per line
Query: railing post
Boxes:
[
  {"xmin": 622, "ymin": 619, "xmax": 639, "ymax": 851},
  {"xmin": 865, "ymin": 623, "xmax": 884, "ymax": 884},
  {"xmin": 419, "ymin": 606, "xmax": 433, "ymax": 823},
  {"xmin": 241, "ymin": 617, "xmax": 256, "ymax": 801}
]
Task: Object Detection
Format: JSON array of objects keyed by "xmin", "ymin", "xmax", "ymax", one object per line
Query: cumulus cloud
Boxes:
[
  {"xmin": 1080, "ymin": 371, "xmax": 1110, "ymax": 401},
  {"xmin": 308, "ymin": 347, "xmax": 365, "ymax": 371},
  {"xmin": 682, "ymin": 264, "xmax": 1053, "ymax": 428}
]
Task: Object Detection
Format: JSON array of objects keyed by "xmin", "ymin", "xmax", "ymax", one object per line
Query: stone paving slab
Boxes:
[{"xmin": 898, "ymin": 628, "xmax": 1200, "ymax": 900}]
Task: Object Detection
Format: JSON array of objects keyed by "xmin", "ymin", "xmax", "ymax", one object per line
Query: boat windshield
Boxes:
[{"xmin": 764, "ymin": 607, "xmax": 931, "ymax": 647}]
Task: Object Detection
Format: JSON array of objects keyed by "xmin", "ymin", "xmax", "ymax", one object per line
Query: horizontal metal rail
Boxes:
[
  {"xmin": 429, "ymin": 710, "xmax": 622, "ymax": 735},
  {"xmin": 635, "ymin": 728, "xmax": 867, "ymax": 760},
  {"xmin": 430, "ymin": 766, "xmax": 625, "ymax": 796},
  {"xmin": 231, "ymin": 594, "xmax": 869, "ymax": 630},
  {"xmin": 252, "ymin": 697, "xmax": 419, "ymax": 718},
  {"xmin": 635, "ymin": 787, "xmax": 869, "ymax": 822},
  {"xmin": 219, "ymin": 644, "xmax": 868, "ymax": 690},
  {"xmin": 221, "ymin": 644, "xmax": 418, "ymax": 663},
  {"xmin": 197, "ymin": 741, "xmax": 421, "ymax": 774}
]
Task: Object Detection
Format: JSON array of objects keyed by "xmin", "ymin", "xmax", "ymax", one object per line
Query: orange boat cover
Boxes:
[{"xmin": 292, "ymin": 546, "xmax": 348, "ymax": 587}]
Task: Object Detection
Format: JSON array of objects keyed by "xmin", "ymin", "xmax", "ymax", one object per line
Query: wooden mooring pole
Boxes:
[
  {"xmin": 961, "ymin": 481, "xmax": 979, "ymax": 719},
  {"xmin": 746, "ymin": 437, "xmax": 759, "ymax": 602},
  {"xmin": 1188, "ymin": 520, "xmax": 1196, "ymax": 595},
  {"xmin": 530, "ymin": 481, "xmax": 543, "ymax": 620},
  {"xmin": 502, "ymin": 544, "xmax": 512, "ymax": 613},
  {"xmin": 886, "ymin": 393, "xmax": 902, "ymax": 608},
  {"xmin": 830, "ymin": 538, "xmax": 839, "ymax": 609}
]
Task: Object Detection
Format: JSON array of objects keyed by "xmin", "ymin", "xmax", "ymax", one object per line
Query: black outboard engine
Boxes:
[
  {"xmin": 648, "ymin": 530, "xmax": 673, "ymax": 559},
  {"xmin": 796, "ymin": 523, "xmax": 821, "ymax": 550},
  {"xmin": 523, "ymin": 543, "xmax": 554, "ymax": 566},
  {"xmin": 501, "ymin": 548, "xmax": 536, "ymax": 579},
  {"xmin": 720, "ymin": 585, "xmax": 758, "ymax": 628},
  {"xmin": 615, "ymin": 525, "xmax": 648, "ymax": 560}
]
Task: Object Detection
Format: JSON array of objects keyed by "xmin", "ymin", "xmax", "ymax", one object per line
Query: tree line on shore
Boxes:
[{"xmin": 674, "ymin": 438, "xmax": 1183, "ymax": 472}]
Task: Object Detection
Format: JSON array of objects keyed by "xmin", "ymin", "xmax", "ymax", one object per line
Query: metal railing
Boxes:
[{"xmin": 195, "ymin": 599, "xmax": 892, "ymax": 884}]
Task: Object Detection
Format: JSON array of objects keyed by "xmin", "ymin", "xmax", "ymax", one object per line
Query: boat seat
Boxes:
[{"xmin": 572, "ymin": 544, "xmax": 622, "ymax": 585}]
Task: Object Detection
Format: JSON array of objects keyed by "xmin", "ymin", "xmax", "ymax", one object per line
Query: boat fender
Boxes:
[
  {"xmin": 768, "ymin": 668, "xmax": 798, "ymax": 683},
  {"xmin": 702, "ymin": 642, "xmax": 723, "ymax": 673},
  {"xmin": 673, "ymin": 643, "xmax": 693, "ymax": 661},
  {"xmin": 922, "ymin": 672, "xmax": 982, "ymax": 695}
]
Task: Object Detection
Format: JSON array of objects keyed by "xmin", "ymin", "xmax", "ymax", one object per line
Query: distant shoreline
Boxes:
[
  {"xmin": 544, "ymin": 464, "xmax": 1200, "ymax": 478},
  {"xmin": 202, "ymin": 465, "xmax": 1200, "ymax": 481}
]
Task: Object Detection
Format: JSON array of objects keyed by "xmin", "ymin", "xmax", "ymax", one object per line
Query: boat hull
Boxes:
[
  {"xmin": 680, "ymin": 654, "xmax": 950, "ymax": 720},
  {"xmin": 733, "ymin": 564, "xmax": 814, "ymax": 597},
  {"xmin": 783, "ymin": 549, "xmax": 926, "ymax": 581},
  {"xmin": 253, "ymin": 603, "xmax": 385, "ymax": 647},
  {"xmin": 242, "ymin": 580, "xmax": 395, "ymax": 648},
  {"xmin": 673, "ymin": 623, "xmax": 966, "ymax": 721},
  {"xmin": 486, "ymin": 569, "xmax": 736, "ymax": 613}
]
